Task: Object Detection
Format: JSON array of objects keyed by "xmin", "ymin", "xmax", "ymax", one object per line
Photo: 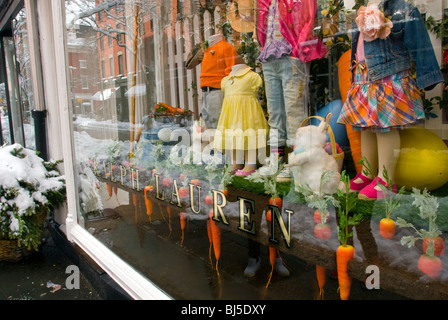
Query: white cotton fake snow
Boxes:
[{"xmin": 0, "ymin": 143, "xmax": 65, "ymax": 232}]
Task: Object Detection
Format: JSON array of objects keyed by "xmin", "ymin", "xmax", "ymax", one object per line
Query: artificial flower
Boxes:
[{"xmin": 355, "ymin": 4, "xmax": 393, "ymax": 42}]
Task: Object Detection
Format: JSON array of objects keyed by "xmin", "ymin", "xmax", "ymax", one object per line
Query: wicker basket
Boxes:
[
  {"xmin": 0, "ymin": 210, "xmax": 46, "ymax": 262},
  {"xmin": 0, "ymin": 239, "xmax": 37, "ymax": 262},
  {"xmin": 300, "ymin": 115, "xmax": 344, "ymax": 172}
]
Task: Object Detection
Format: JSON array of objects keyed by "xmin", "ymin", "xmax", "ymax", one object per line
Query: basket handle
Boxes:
[{"xmin": 300, "ymin": 115, "xmax": 337, "ymax": 155}]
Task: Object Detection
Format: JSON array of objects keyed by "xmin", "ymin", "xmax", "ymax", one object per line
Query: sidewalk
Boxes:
[{"xmin": 0, "ymin": 228, "xmax": 102, "ymax": 300}]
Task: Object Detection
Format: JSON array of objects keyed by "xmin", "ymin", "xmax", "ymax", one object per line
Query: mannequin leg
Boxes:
[
  {"xmin": 349, "ymin": 130, "xmax": 377, "ymax": 192},
  {"xmin": 242, "ymin": 149, "xmax": 257, "ymax": 172},
  {"xmin": 227, "ymin": 149, "xmax": 243, "ymax": 172},
  {"xmin": 376, "ymin": 130, "xmax": 400, "ymax": 183},
  {"xmin": 351, "ymin": 130, "xmax": 378, "ymax": 184},
  {"xmin": 358, "ymin": 130, "xmax": 400, "ymax": 199},
  {"xmin": 361, "ymin": 130, "xmax": 378, "ymax": 178}
]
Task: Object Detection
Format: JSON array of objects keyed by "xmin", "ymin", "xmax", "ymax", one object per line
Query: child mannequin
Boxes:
[
  {"xmin": 200, "ymin": 33, "xmax": 239, "ymax": 129},
  {"xmin": 338, "ymin": 0, "xmax": 444, "ymax": 200},
  {"xmin": 256, "ymin": 0, "xmax": 327, "ymax": 181},
  {"xmin": 214, "ymin": 58, "xmax": 269, "ymax": 176}
]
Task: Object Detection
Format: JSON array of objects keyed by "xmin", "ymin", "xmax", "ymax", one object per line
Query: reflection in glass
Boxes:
[{"xmin": 65, "ymin": 0, "xmax": 448, "ymax": 301}]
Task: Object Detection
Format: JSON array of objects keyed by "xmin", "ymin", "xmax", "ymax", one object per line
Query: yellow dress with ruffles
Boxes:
[{"xmin": 214, "ymin": 66, "xmax": 268, "ymax": 151}]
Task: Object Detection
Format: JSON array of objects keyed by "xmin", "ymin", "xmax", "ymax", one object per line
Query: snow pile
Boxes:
[{"xmin": 0, "ymin": 143, "xmax": 66, "ymax": 247}]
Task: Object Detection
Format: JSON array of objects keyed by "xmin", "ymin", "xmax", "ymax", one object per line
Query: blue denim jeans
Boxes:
[{"xmin": 262, "ymin": 55, "xmax": 310, "ymax": 148}]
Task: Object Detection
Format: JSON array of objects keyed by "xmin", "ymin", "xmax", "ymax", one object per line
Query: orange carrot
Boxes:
[
  {"xmin": 336, "ymin": 244, "xmax": 355, "ymax": 300},
  {"xmin": 266, "ymin": 210, "xmax": 272, "ymax": 222},
  {"xmin": 106, "ymin": 184, "xmax": 113, "ymax": 199},
  {"xmin": 379, "ymin": 218, "xmax": 396, "ymax": 239},
  {"xmin": 423, "ymin": 237, "xmax": 445, "ymax": 257},
  {"xmin": 144, "ymin": 186, "xmax": 153, "ymax": 221},
  {"xmin": 206, "ymin": 219, "xmax": 213, "ymax": 267},
  {"xmin": 265, "ymin": 246, "xmax": 278, "ymax": 288},
  {"xmin": 418, "ymin": 253, "xmax": 443, "ymax": 277},
  {"xmin": 155, "ymin": 102, "xmax": 177, "ymax": 114},
  {"xmin": 314, "ymin": 223, "xmax": 332, "ymax": 240},
  {"xmin": 145, "ymin": 198, "xmax": 153, "ymax": 221},
  {"xmin": 210, "ymin": 219, "xmax": 221, "ymax": 276},
  {"xmin": 167, "ymin": 206, "xmax": 172, "ymax": 236},
  {"xmin": 113, "ymin": 186, "xmax": 120, "ymax": 205},
  {"xmin": 209, "ymin": 210, "xmax": 221, "ymax": 276},
  {"xmin": 269, "ymin": 196, "xmax": 282, "ymax": 208},
  {"xmin": 314, "ymin": 210, "xmax": 329, "ymax": 224},
  {"xmin": 180, "ymin": 212, "xmax": 187, "ymax": 245},
  {"xmin": 316, "ymin": 265, "xmax": 326, "ymax": 300}
]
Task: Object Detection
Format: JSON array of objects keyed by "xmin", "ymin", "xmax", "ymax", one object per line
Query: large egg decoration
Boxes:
[{"xmin": 394, "ymin": 127, "xmax": 448, "ymax": 191}]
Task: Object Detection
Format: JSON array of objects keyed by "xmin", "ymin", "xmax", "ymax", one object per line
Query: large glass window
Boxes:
[
  {"xmin": 1, "ymin": 7, "xmax": 37, "ymax": 150},
  {"xmin": 66, "ymin": 0, "xmax": 448, "ymax": 300}
]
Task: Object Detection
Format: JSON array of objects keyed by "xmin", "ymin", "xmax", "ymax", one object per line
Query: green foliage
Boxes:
[
  {"xmin": 297, "ymin": 170, "xmax": 340, "ymax": 224},
  {"xmin": 0, "ymin": 145, "xmax": 66, "ymax": 251},
  {"xmin": 425, "ymin": 14, "xmax": 448, "ymax": 40},
  {"xmin": 396, "ymin": 188, "xmax": 442, "ymax": 257},
  {"xmin": 245, "ymin": 155, "xmax": 284, "ymax": 200},
  {"xmin": 336, "ymin": 171, "xmax": 362, "ymax": 246}
]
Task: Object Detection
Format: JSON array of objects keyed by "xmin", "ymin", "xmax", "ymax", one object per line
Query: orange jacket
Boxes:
[{"xmin": 200, "ymin": 39, "xmax": 239, "ymax": 89}]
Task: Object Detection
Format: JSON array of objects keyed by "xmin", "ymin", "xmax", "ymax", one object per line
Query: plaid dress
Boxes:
[{"xmin": 337, "ymin": 61, "xmax": 425, "ymax": 133}]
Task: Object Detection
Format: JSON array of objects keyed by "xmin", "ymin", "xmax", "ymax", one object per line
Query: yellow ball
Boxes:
[{"xmin": 395, "ymin": 127, "xmax": 448, "ymax": 191}]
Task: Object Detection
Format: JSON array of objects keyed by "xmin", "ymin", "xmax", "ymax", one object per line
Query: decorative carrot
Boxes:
[
  {"xmin": 397, "ymin": 188, "xmax": 444, "ymax": 278},
  {"xmin": 379, "ymin": 218, "xmax": 396, "ymax": 239},
  {"xmin": 265, "ymin": 246, "xmax": 278, "ymax": 288},
  {"xmin": 336, "ymin": 244, "xmax": 355, "ymax": 300},
  {"xmin": 209, "ymin": 210, "xmax": 222, "ymax": 276},
  {"xmin": 314, "ymin": 210, "xmax": 329, "ymax": 224},
  {"xmin": 418, "ymin": 253, "xmax": 442, "ymax": 277},
  {"xmin": 315, "ymin": 264, "xmax": 326, "ymax": 300},
  {"xmin": 113, "ymin": 186, "xmax": 120, "ymax": 205},
  {"xmin": 132, "ymin": 193, "xmax": 138, "ymax": 207},
  {"xmin": 155, "ymin": 102, "xmax": 178, "ymax": 114},
  {"xmin": 265, "ymin": 210, "xmax": 272, "ymax": 222},
  {"xmin": 144, "ymin": 186, "xmax": 153, "ymax": 222},
  {"xmin": 106, "ymin": 184, "xmax": 113, "ymax": 199},
  {"xmin": 314, "ymin": 223, "xmax": 331, "ymax": 240},
  {"xmin": 335, "ymin": 171, "xmax": 361, "ymax": 300},
  {"xmin": 206, "ymin": 219, "xmax": 213, "ymax": 267},
  {"xmin": 423, "ymin": 237, "xmax": 445, "ymax": 257},
  {"xmin": 361, "ymin": 159, "xmax": 404, "ymax": 240},
  {"xmin": 211, "ymin": 219, "xmax": 221, "ymax": 276},
  {"xmin": 180, "ymin": 212, "xmax": 187, "ymax": 245},
  {"xmin": 269, "ymin": 196, "xmax": 282, "ymax": 208},
  {"xmin": 167, "ymin": 206, "xmax": 172, "ymax": 237}
]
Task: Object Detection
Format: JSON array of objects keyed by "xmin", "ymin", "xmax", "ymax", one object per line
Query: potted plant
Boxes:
[
  {"xmin": 396, "ymin": 188, "xmax": 445, "ymax": 277},
  {"xmin": 0, "ymin": 144, "xmax": 66, "ymax": 261}
]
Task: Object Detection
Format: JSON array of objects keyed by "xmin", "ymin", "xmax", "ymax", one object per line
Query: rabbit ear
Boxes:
[{"xmin": 320, "ymin": 112, "xmax": 332, "ymax": 132}]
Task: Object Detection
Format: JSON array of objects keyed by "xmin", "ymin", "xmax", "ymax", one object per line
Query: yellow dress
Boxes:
[{"xmin": 214, "ymin": 66, "xmax": 268, "ymax": 151}]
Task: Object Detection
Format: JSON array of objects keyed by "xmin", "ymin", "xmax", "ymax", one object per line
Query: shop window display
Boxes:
[{"xmin": 66, "ymin": 0, "xmax": 448, "ymax": 300}]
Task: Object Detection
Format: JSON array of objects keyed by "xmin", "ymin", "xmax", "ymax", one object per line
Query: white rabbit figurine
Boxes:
[{"xmin": 288, "ymin": 112, "xmax": 343, "ymax": 195}]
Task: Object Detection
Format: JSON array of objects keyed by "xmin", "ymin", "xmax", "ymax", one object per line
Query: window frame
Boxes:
[{"xmin": 37, "ymin": 0, "xmax": 172, "ymax": 300}]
